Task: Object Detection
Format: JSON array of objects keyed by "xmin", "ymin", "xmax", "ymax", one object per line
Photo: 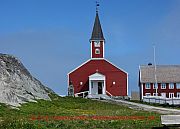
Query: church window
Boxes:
[
  {"xmin": 94, "ymin": 41, "xmax": 100, "ymax": 47},
  {"xmin": 95, "ymin": 48, "xmax": 100, "ymax": 54}
]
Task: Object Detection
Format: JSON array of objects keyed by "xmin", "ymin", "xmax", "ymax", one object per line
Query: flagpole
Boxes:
[{"xmin": 153, "ymin": 45, "xmax": 158, "ymax": 96}]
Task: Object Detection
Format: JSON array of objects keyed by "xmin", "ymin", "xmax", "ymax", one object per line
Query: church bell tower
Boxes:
[{"xmin": 90, "ymin": 10, "xmax": 105, "ymax": 59}]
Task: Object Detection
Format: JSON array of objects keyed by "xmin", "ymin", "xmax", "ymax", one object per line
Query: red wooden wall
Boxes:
[
  {"xmin": 142, "ymin": 83, "xmax": 180, "ymax": 97},
  {"xmin": 69, "ymin": 59, "xmax": 128, "ymax": 96}
]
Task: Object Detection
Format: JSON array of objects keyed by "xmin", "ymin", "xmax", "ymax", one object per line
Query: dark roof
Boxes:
[
  {"xmin": 90, "ymin": 12, "xmax": 105, "ymax": 40},
  {"xmin": 139, "ymin": 65, "xmax": 180, "ymax": 83}
]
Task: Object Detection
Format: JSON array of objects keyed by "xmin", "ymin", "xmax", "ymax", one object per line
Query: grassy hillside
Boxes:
[{"xmin": 0, "ymin": 94, "xmax": 162, "ymax": 129}]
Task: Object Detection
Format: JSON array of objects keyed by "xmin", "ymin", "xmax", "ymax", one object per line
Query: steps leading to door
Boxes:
[{"xmin": 87, "ymin": 94, "xmax": 111, "ymax": 100}]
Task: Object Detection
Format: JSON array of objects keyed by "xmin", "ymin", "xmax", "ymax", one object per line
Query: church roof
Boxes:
[{"xmin": 90, "ymin": 12, "xmax": 105, "ymax": 40}]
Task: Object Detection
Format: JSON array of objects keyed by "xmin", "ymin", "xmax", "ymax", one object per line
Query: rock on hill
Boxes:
[{"xmin": 0, "ymin": 53, "xmax": 54, "ymax": 106}]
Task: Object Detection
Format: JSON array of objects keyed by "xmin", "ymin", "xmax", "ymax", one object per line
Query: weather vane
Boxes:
[{"xmin": 96, "ymin": 1, "xmax": 100, "ymax": 13}]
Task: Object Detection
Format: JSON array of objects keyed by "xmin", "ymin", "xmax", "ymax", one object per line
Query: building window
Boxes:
[
  {"xmin": 153, "ymin": 93, "xmax": 158, "ymax": 96},
  {"xmin": 94, "ymin": 41, "xmax": 100, "ymax": 47},
  {"xmin": 145, "ymin": 83, "xmax": 151, "ymax": 89},
  {"xmin": 176, "ymin": 83, "xmax": 180, "ymax": 89},
  {"xmin": 161, "ymin": 83, "xmax": 166, "ymax": 89},
  {"xmin": 177, "ymin": 92, "xmax": 180, "ymax": 98},
  {"xmin": 95, "ymin": 48, "xmax": 100, "ymax": 54},
  {"xmin": 169, "ymin": 93, "xmax": 174, "ymax": 98},
  {"xmin": 153, "ymin": 83, "xmax": 158, "ymax": 89},
  {"xmin": 161, "ymin": 93, "xmax": 166, "ymax": 98},
  {"xmin": 169, "ymin": 83, "xmax": 174, "ymax": 89},
  {"xmin": 145, "ymin": 93, "xmax": 151, "ymax": 96}
]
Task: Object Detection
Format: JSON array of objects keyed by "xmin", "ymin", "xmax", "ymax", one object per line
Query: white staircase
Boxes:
[{"xmin": 87, "ymin": 94, "xmax": 112, "ymax": 100}]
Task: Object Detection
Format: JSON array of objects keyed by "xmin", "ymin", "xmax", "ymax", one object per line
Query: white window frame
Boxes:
[
  {"xmin": 145, "ymin": 83, "xmax": 151, "ymax": 89},
  {"xmin": 153, "ymin": 83, "xmax": 158, "ymax": 89},
  {"xmin": 161, "ymin": 83, "xmax": 166, "ymax": 89},
  {"xmin": 169, "ymin": 83, "xmax": 174, "ymax": 89},
  {"xmin": 145, "ymin": 93, "xmax": 151, "ymax": 96},
  {"xmin": 176, "ymin": 83, "xmax": 180, "ymax": 89},
  {"xmin": 169, "ymin": 93, "xmax": 174, "ymax": 98},
  {"xmin": 95, "ymin": 48, "xmax": 100, "ymax": 54},
  {"xmin": 161, "ymin": 93, "xmax": 166, "ymax": 98},
  {"xmin": 177, "ymin": 92, "xmax": 180, "ymax": 98}
]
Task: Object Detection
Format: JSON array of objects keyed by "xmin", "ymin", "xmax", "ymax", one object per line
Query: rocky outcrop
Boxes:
[{"xmin": 0, "ymin": 53, "xmax": 54, "ymax": 106}]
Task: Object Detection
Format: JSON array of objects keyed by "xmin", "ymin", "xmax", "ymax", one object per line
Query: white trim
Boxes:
[
  {"xmin": 68, "ymin": 59, "xmax": 91, "ymax": 75},
  {"xmin": 91, "ymin": 58, "xmax": 104, "ymax": 60},
  {"xmin": 127, "ymin": 73, "xmax": 128, "ymax": 96},
  {"xmin": 68, "ymin": 58, "xmax": 128, "ymax": 75},
  {"xmin": 91, "ymin": 41, "xmax": 92, "ymax": 58},
  {"xmin": 139, "ymin": 65, "xmax": 142, "ymax": 83},
  {"xmin": 103, "ymin": 41, "xmax": 104, "ymax": 58},
  {"xmin": 141, "ymin": 83, "xmax": 143, "ymax": 100},
  {"xmin": 89, "ymin": 79, "xmax": 91, "ymax": 94},
  {"xmin": 104, "ymin": 59, "xmax": 128, "ymax": 74}
]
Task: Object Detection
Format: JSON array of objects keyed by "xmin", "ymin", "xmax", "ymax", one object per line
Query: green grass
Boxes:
[{"xmin": 0, "ymin": 94, "xmax": 164, "ymax": 129}]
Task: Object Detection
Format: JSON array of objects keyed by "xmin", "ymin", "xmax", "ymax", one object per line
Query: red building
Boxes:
[
  {"xmin": 139, "ymin": 65, "xmax": 180, "ymax": 100},
  {"xmin": 68, "ymin": 11, "xmax": 128, "ymax": 99}
]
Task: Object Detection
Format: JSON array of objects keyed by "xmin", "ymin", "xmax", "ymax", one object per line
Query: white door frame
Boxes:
[{"xmin": 89, "ymin": 73, "xmax": 106, "ymax": 95}]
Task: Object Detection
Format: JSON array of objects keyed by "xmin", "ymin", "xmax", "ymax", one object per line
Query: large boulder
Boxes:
[{"xmin": 0, "ymin": 53, "xmax": 54, "ymax": 106}]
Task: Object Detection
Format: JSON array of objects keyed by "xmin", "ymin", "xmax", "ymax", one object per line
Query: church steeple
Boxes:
[
  {"xmin": 90, "ymin": 10, "xmax": 105, "ymax": 59},
  {"xmin": 90, "ymin": 12, "xmax": 105, "ymax": 40}
]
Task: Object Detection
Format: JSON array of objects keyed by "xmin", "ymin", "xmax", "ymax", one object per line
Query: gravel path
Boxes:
[{"xmin": 100, "ymin": 99, "xmax": 180, "ymax": 114}]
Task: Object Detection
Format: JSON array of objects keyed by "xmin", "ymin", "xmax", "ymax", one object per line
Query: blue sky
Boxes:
[{"xmin": 0, "ymin": 0, "xmax": 180, "ymax": 95}]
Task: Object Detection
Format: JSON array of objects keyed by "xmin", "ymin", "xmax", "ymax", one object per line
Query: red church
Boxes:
[{"xmin": 68, "ymin": 11, "xmax": 128, "ymax": 99}]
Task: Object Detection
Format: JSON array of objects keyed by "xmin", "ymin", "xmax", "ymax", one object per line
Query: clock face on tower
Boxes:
[{"xmin": 94, "ymin": 41, "xmax": 100, "ymax": 47}]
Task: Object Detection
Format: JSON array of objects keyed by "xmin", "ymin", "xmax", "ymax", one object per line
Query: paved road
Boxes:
[{"xmin": 101, "ymin": 99, "xmax": 180, "ymax": 114}]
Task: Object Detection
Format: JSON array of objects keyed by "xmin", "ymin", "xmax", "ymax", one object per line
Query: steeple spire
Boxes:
[{"xmin": 90, "ymin": 3, "xmax": 105, "ymax": 41}]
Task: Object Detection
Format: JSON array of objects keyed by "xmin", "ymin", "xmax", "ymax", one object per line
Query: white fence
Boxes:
[{"xmin": 143, "ymin": 96, "xmax": 180, "ymax": 105}]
